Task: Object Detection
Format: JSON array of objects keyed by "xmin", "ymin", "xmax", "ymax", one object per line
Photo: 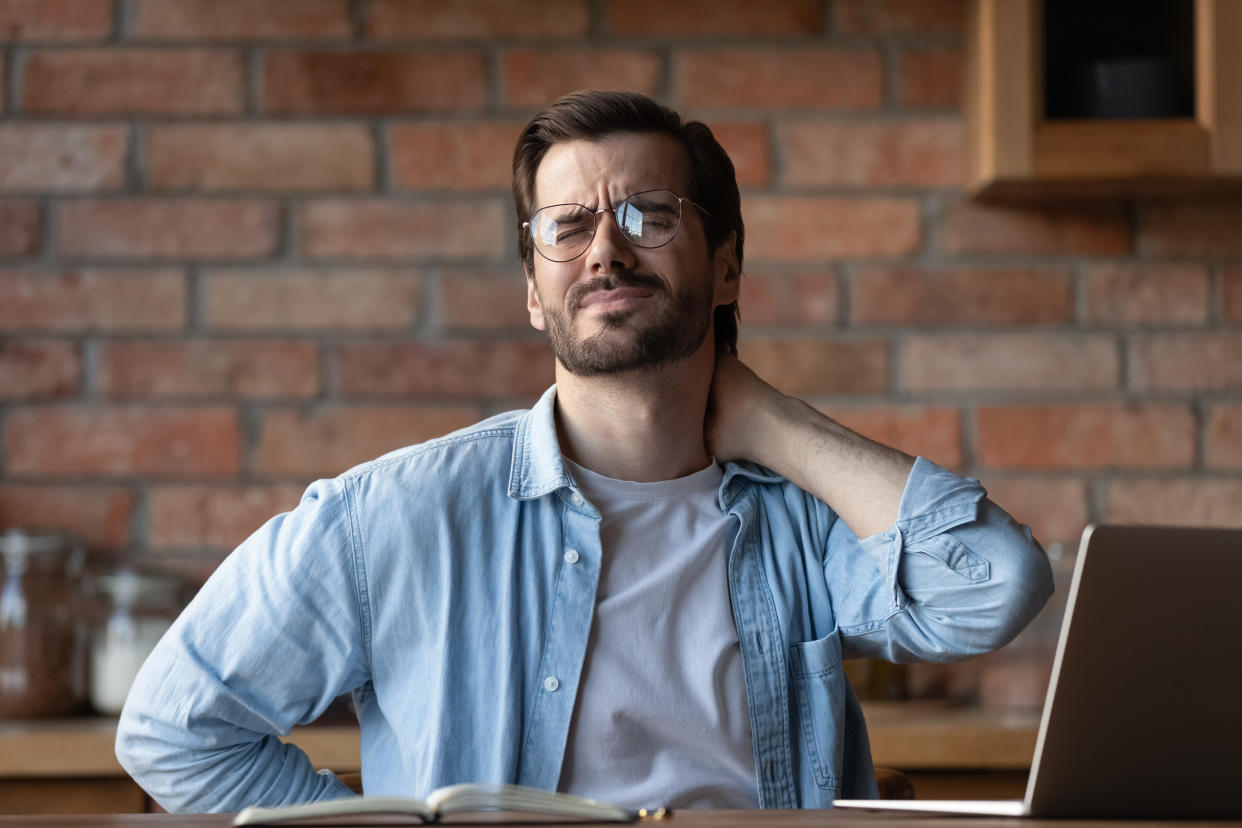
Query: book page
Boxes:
[
  {"xmin": 233, "ymin": 795, "xmax": 434, "ymax": 826},
  {"xmin": 428, "ymin": 784, "xmax": 631, "ymax": 821}
]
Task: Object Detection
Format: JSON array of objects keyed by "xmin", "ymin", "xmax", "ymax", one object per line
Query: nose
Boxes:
[{"xmin": 584, "ymin": 207, "xmax": 637, "ymax": 274}]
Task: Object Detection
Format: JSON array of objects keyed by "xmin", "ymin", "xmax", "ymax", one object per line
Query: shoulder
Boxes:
[{"xmin": 336, "ymin": 408, "xmax": 526, "ymax": 489}]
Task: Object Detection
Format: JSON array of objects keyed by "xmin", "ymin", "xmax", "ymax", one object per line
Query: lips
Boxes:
[{"xmin": 577, "ymin": 286, "xmax": 655, "ymax": 310}]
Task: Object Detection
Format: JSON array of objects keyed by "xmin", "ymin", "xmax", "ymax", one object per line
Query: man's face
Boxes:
[{"xmin": 525, "ymin": 132, "xmax": 736, "ymax": 377}]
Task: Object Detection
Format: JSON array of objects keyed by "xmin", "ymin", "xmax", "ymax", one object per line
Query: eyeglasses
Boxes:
[{"xmin": 522, "ymin": 189, "xmax": 710, "ymax": 263}]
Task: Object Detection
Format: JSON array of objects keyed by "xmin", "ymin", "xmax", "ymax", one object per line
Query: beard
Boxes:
[{"xmin": 538, "ymin": 269, "xmax": 714, "ymax": 377}]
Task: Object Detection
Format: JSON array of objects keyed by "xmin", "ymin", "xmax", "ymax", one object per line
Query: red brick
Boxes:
[
  {"xmin": 0, "ymin": 340, "xmax": 79, "ymax": 398},
  {"xmin": 980, "ymin": 477, "xmax": 1089, "ymax": 546},
  {"xmin": 5, "ymin": 406, "xmax": 241, "ymax": 477},
  {"xmin": 738, "ymin": 338, "xmax": 887, "ymax": 395},
  {"xmin": 900, "ymin": 47, "xmax": 962, "ymax": 109},
  {"xmin": 0, "ymin": 268, "xmax": 185, "ymax": 331},
  {"xmin": 1139, "ymin": 202, "xmax": 1242, "ymax": 256},
  {"xmin": 131, "ymin": 0, "xmax": 350, "ymax": 40},
  {"xmin": 23, "ymin": 49, "xmax": 243, "ymax": 115},
  {"xmin": 605, "ymin": 0, "xmax": 820, "ymax": 35},
  {"xmin": 1129, "ymin": 333, "xmax": 1242, "ymax": 391},
  {"xmin": 253, "ymin": 405, "xmax": 479, "ymax": 478},
  {"xmin": 98, "ymin": 340, "xmax": 319, "ymax": 398},
  {"xmin": 817, "ymin": 404, "xmax": 961, "ymax": 467},
  {"xmin": 1085, "ymin": 263, "xmax": 1209, "ymax": 325},
  {"xmin": 58, "ymin": 200, "xmax": 278, "ymax": 260},
  {"xmin": 147, "ymin": 124, "xmax": 373, "ymax": 192},
  {"xmin": 976, "ymin": 404, "xmax": 1195, "ymax": 470},
  {"xmin": 148, "ymin": 484, "xmax": 305, "ymax": 550},
  {"xmin": 743, "ymin": 197, "xmax": 920, "ymax": 262},
  {"xmin": 1224, "ymin": 265, "xmax": 1242, "ymax": 322},
  {"xmin": 204, "ymin": 268, "xmax": 420, "ymax": 331},
  {"xmin": 300, "ymin": 199, "xmax": 507, "ymax": 261},
  {"xmin": 263, "ymin": 51, "xmax": 486, "ymax": 114},
  {"xmin": 0, "ymin": 0, "xmax": 111, "ymax": 41},
  {"xmin": 833, "ymin": 0, "xmax": 966, "ymax": 35},
  {"xmin": 708, "ymin": 122, "xmax": 771, "ymax": 189},
  {"xmin": 738, "ymin": 271, "xmax": 838, "ymax": 326},
  {"xmin": 781, "ymin": 119, "xmax": 963, "ymax": 188},
  {"xmin": 941, "ymin": 200, "xmax": 1131, "ymax": 256},
  {"xmin": 1106, "ymin": 479, "xmax": 1242, "ymax": 528},
  {"xmin": 503, "ymin": 49, "xmax": 661, "ymax": 108},
  {"xmin": 900, "ymin": 334, "xmax": 1118, "ymax": 392},
  {"xmin": 0, "ymin": 485, "xmax": 134, "ymax": 549},
  {"xmin": 0, "ymin": 201, "xmax": 40, "ymax": 256},
  {"xmin": 389, "ymin": 121, "xmax": 522, "ymax": 191},
  {"xmin": 338, "ymin": 341, "xmax": 555, "ymax": 398},
  {"xmin": 852, "ymin": 266, "xmax": 1072, "ymax": 325},
  {"xmin": 1206, "ymin": 403, "xmax": 1242, "ymax": 469},
  {"xmin": 0, "ymin": 125, "xmax": 126, "ymax": 192},
  {"xmin": 367, "ymin": 0, "xmax": 588, "ymax": 38},
  {"xmin": 677, "ymin": 48, "xmax": 883, "ymax": 110},
  {"xmin": 437, "ymin": 270, "xmax": 531, "ymax": 330}
]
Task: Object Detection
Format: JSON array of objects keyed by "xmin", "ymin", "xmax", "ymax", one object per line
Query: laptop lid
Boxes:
[{"xmin": 1024, "ymin": 524, "xmax": 1242, "ymax": 818}]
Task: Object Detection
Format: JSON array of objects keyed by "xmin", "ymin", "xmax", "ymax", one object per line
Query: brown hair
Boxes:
[{"xmin": 512, "ymin": 90, "xmax": 744, "ymax": 355}]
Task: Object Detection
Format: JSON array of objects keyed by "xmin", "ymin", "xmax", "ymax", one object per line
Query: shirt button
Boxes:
[
  {"xmin": 544, "ymin": 676, "xmax": 560, "ymax": 692},
  {"xmin": 564, "ymin": 549, "xmax": 579, "ymax": 563},
  {"xmin": 571, "ymin": 493, "xmax": 584, "ymax": 507}
]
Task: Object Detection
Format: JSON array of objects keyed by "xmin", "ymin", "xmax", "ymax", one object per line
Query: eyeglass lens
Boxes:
[{"xmin": 529, "ymin": 189, "xmax": 684, "ymax": 262}]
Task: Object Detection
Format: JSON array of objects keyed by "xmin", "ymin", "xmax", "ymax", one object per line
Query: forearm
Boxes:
[{"xmin": 747, "ymin": 392, "xmax": 914, "ymax": 539}]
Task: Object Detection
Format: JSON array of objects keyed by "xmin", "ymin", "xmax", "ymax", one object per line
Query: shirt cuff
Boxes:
[{"xmin": 858, "ymin": 457, "xmax": 986, "ymax": 584}]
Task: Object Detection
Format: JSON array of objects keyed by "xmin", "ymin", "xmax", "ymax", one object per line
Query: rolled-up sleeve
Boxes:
[
  {"xmin": 829, "ymin": 457, "xmax": 1054, "ymax": 663},
  {"xmin": 115, "ymin": 477, "xmax": 367, "ymax": 813}
]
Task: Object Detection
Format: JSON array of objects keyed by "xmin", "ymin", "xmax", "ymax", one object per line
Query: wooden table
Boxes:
[{"xmin": 0, "ymin": 812, "xmax": 1235, "ymax": 828}]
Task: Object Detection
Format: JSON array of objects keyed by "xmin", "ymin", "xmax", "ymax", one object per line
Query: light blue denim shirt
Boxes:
[{"xmin": 116, "ymin": 386, "xmax": 1053, "ymax": 813}]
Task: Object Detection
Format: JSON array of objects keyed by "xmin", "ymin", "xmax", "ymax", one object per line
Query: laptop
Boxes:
[{"xmin": 834, "ymin": 523, "xmax": 1242, "ymax": 818}]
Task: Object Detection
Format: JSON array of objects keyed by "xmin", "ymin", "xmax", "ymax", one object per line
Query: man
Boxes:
[{"xmin": 116, "ymin": 91, "xmax": 1053, "ymax": 813}]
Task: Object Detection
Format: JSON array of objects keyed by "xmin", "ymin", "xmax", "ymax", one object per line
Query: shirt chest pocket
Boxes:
[{"xmin": 788, "ymin": 628, "xmax": 847, "ymax": 792}]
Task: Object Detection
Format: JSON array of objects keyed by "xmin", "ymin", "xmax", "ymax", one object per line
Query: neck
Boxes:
[{"xmin": 553, "ymin": 340, "xmax": 716, "ymax": 482}]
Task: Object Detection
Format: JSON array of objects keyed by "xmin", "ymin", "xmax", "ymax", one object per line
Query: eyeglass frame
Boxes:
[{"xmin": 521, "ymin": 188, "xmax": 713, "ymax": 263}]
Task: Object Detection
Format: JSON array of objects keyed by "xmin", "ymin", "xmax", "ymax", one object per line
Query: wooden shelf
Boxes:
[
  {"xmin": 965, "ymin": 0, "xmax": 1242, "ymax": 199},
  {"xmin": 0, "ymin": 718, "xmax": 361, "ymax": 778},
  {"xmin": 1, "ymin": 705, "xmax": 1035, "ymax": 777},
  {"xmin": 0, "ymin": 707, "xmax": 1038, "ymax": 809}
]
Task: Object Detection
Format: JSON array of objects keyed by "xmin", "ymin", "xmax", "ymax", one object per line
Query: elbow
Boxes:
[
  {"xmin": 976, "ymin": 525, "xmax": 1056, "ymax": 653},
  {"xmin": 114, "ymin": 680, "xmax": 201, "ymax": 813},
  {"xmin": 114, "ymin": 699, "xmax": 168, "ymax": 809},
  {"xmin": 945, "ymin": 519, "xmax": 1057, "ymax": 657}
]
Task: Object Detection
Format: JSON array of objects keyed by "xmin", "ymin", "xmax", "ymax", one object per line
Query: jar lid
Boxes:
[
  {"xmin": 95, "ymin": 570, "xmax": 183, "ymax": 605},
  {"xmin": 2, "ymin": 529, "xmax": 83, "ymax": 573}
]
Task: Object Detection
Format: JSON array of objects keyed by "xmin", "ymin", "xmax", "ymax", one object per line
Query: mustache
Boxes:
[{"xmin": 567, "ymin": 270, "xmax": 665, "ymax": 312}]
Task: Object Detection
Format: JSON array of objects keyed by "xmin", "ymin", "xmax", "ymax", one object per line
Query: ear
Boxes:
[
  {"xmin": 712, "ymin": 231, "xmax": 741, "ymax": 306},
  {"xmin": 525, "ymin": 267, "xmax": 547, "ymax": 331}
]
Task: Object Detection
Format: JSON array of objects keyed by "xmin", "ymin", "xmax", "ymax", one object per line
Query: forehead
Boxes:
[{"xmin": 533, "ymin": 132, "xmax": 689, "ymax": 207}]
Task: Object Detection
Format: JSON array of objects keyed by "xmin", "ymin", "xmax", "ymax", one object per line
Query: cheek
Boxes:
[{"xmin": 535, "ymin": 263, "xmax": 583, "ymax": 307}]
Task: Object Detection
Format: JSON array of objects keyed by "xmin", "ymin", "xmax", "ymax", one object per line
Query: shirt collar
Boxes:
[
  {"xmin": 509, "ymin": 384, "xmax": 786, "ymax": 507},
  {"xmin": 717, "ymin": 460, "xmax": 783, "ymax": 511},
  {"xmin": 508, "ymin": 385, "xmax": 574, "ymax": 500}
]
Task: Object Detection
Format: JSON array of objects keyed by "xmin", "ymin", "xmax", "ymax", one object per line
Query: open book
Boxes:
[{"xmin": 233, "ymin": 783, "xmax": 641, "ymax": 825}]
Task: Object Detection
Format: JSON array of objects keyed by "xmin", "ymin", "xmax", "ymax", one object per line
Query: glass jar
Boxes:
[
  {"xmin": 0, "ymin": 529, "xmax": 88, "ymax": 717},
  {"xmin": 90, "ymin": 571, "xmax": 182, "ymax": 715}
]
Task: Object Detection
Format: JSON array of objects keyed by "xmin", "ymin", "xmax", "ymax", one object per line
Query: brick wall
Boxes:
[{"xmin": 2, "ymin": 0, "xmax": 1241, "ymax": 585}]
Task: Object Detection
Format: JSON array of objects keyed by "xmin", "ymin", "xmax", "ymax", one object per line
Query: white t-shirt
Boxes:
[{"xmin": 557, "ymin": 457, "xmax": 759, "ymax": 809}]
